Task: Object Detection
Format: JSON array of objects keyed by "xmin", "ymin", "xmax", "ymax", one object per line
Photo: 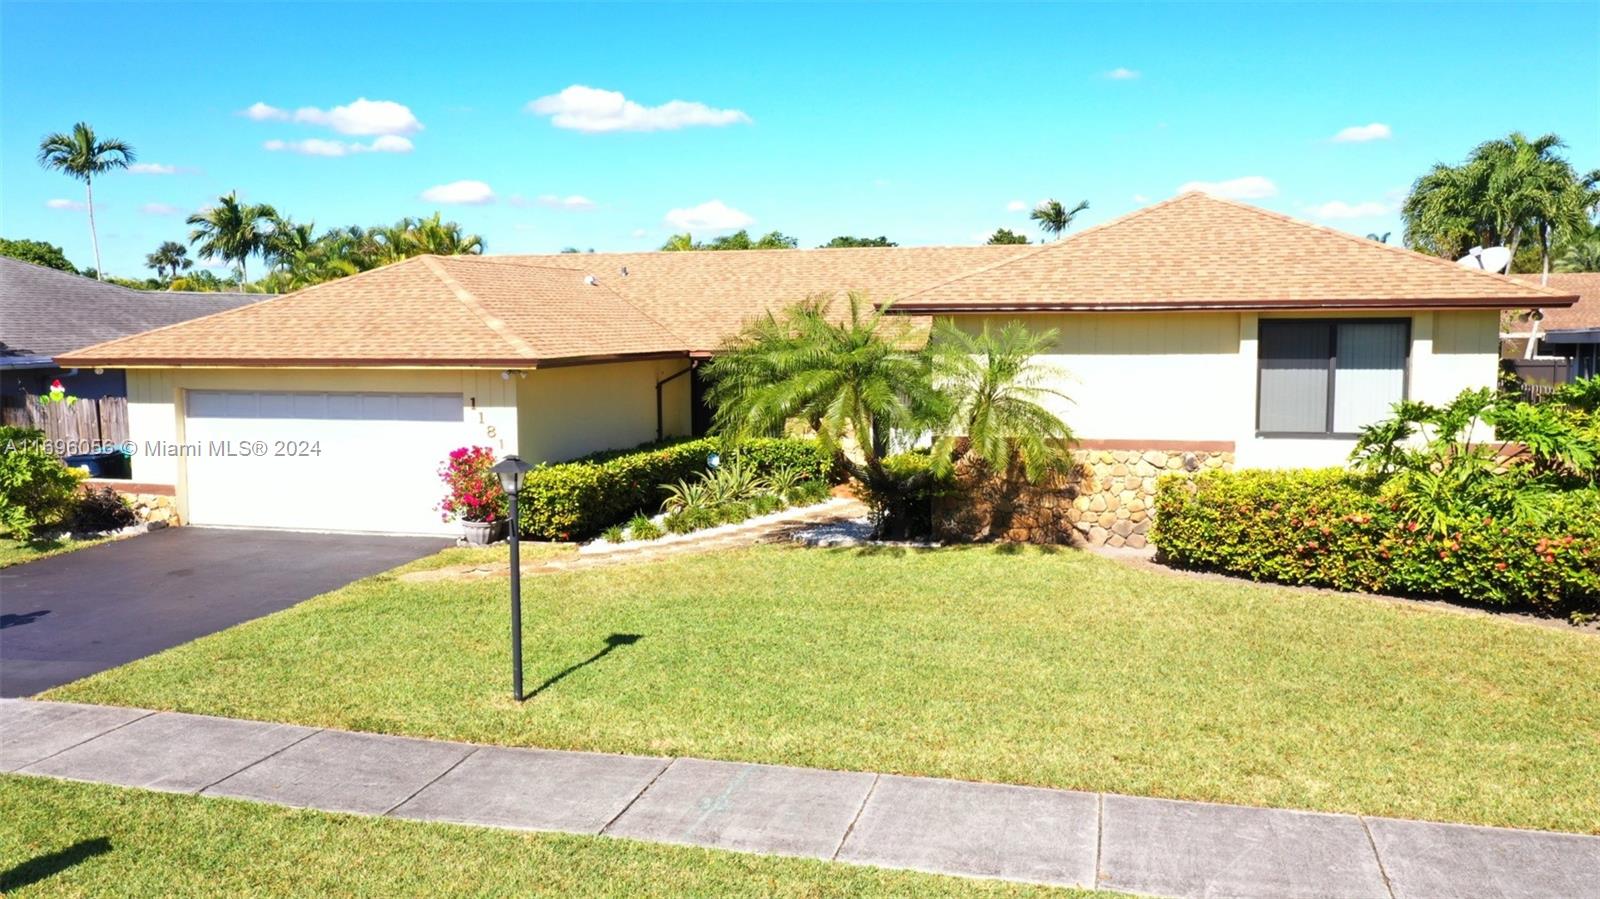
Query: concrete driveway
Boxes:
[{"xmin": 0, "ymin": 528, "xmax": 447, "ymax": 697}]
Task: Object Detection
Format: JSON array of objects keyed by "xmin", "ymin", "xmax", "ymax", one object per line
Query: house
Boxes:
[
  {"xmin": 55, "ymin": 193, "xmax": 1574, "ymax": 536},
  {"xmin": 1504, "ymin": 273, "xmax": 1600, "ymax": 381},
  {"xmin": 1, "ymin": 257, "xmax": 265, "ymax": 469}
]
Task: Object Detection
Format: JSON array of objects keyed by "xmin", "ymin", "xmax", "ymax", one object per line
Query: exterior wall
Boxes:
[
  {"xmin": 124, "ymin": 367, "xmax": 518, "ymax": 524},
  {"xmin": 954, "ymin": 309, "xmax": 1499, "ymax": 472},
  {"xmin": 516, "ymin": 358, "xmax": 693, "ymax": 463}
]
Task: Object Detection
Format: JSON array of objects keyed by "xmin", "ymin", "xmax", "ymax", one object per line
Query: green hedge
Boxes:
[
  {"xmin": 1151, "ymin": 468, "xmax": 1600, "ymax": 614},
  {"xmin": 516, "ymin": 436, "xmax": 834, "ymax": 540}
]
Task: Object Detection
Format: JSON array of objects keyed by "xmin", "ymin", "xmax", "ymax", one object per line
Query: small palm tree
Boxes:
[
  {"xmin": 36, "ymin": 122, "xmax": 136, "ymax": 280},
  {"xmin": 660, "ymin": 233, "xmax": 696, "ymax": 251},
  {"xmin": 187, "ymin": 192, "xmax": 278, "ymax": 291},
  {"xmin": 145, "ymin": 241, "xmax": 191, "ymax": 281},
  {"xmin": 929, "ymin": 320, "xmax": 1075, "ymax": 483},
  {"xmin": 1030, "ymin": 198, "xmax": 1089, "ymax": 241},
  {"xmin": 407, "ymin": 212, "xmax": 486, "ymax": 256}
]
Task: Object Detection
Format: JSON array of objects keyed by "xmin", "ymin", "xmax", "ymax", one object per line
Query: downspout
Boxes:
[{"xmin": 655, "ymin": 361, "xmax": 695, "ymax": 442}]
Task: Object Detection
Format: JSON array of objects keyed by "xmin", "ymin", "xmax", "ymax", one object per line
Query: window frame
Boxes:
[{"xmin": 1255, "ymin": 317, "xmax": 1412, "ymax": 439}]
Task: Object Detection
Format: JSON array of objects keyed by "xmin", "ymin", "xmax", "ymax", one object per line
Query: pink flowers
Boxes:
[{"xmin": 436, "ymin": 446, "xmax": 507, "ymax": 523}]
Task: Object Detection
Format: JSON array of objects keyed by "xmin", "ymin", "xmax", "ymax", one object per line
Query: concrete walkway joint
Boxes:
[{"xmin": 3, "ymin": 699, "xmax": 1597, "ymax": 899}]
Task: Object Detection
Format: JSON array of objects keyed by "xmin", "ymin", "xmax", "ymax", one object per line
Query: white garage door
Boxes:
[{"xmin": 183, "ymin": 390, "xmax": 466, "ymax": 534}]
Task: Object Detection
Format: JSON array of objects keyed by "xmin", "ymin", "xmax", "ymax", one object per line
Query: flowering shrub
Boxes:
[
  {"xmin": 436, "ymin": 446, "xmax": 506, "ymax": 523},
  {"xmin": 1152, "ymin": 469, "xmax": 1599, "ymax": 615}
]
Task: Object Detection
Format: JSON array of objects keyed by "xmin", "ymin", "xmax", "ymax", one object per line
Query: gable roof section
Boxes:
[
  {"xmin": 1508, "ymin": 273, "xmax": 1600, "ymax": 333},
  {"xmin": 890, "ymin": 193, "xmax": 1577, "ymax": 312},
  {"xmin": 0, "ymin": 257, "xmax": 265, "ymax": 358},
  {"xmin": 57, "ymin": 255, "xmax": 687, "ymax": 367}
]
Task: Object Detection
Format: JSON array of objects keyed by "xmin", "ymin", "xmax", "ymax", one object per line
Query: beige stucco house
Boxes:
[{"xmin": 58, "ymin": 193, "xmax": 1574, "ymax": 536}]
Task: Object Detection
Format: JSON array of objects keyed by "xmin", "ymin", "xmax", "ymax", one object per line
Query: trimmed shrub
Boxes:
[
  {"xmin": 0, "ymin": 426, "xmax": 81, "ymax": 540},
  {"xmin": 517, "ymin": 436, "xmax": 832, "ymax": 540},
  {"xmin": 856, "ymin": 451, "xmax": 948, "ymax": 538},
  {"xmin": 1152, "ymin": 468, "xmax": 1600, "ymax": 614},
  {"xmin": 626, "ymin": 514, "xmax": 662, "ymax": 542}
]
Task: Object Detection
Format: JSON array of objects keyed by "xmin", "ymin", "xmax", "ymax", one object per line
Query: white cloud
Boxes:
[
  {"xmin": 1132, "ymin": 193, "xmax": 1150, "ymax": 203},
  {"xmin": 1006, "ymin": 200, "xmax": 1027, "ymax": 212},
  {"xmin": 528, "ymin": 85, "xmax": 751, "ymax": 133},
  {"xmin": 1307, "ymin": 200, "xmax": 1392, "ymax": 219},
  {"xmin": 538, "ymin": 194, "xmax": 596, "ymax": 210},
  {"xmin": 631, "ymin": 228, "xmax": 648, "ymax": 238},
  {"xmin": 1331, "ymin": 123, "xmax": 1391, "ymax": 143},
  {"xmin": 140, "ymin": 203, "xmax": 183, "ymax": 216},
  {"xmin": 262, "ymin": 135, "xmax": 413, "ymax": 156},
  {"xmin": 1176, "ymin": 176, "xmax": 1278, "ymax": 199},
  {"xmin": 420, "ymin": 180, "xmax": 496, "ymax": 205},
  {"xmin": 244, "ymin": 98, "xmax": 422, "ymax": 135},
  {"xmin": 45, "ymin": 198, "xmax": 85, "ymax": 210},
  {"xmin": 1105, "ymin": 67, "xmax": 1140, "ymax": 80},
  {"xmin": 128, "ymin": 162, "xmax": 184, "ymax": 175},
  {"xmin": 663, "ymin": 199, "xmax": 753, "ymax": 233},
  {"xmin": 243, "ymin": 101, "xmax": 289, "ymax": 121}
]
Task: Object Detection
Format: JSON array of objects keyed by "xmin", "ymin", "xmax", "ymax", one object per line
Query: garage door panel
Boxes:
[{"xmin": 183, "ymin": 390, "xmax": 468, "ymax": 534}]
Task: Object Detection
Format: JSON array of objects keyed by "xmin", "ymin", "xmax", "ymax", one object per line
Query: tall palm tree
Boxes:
[
  {"xmin": 186, "ymin": 192, "xmax": 278, "ymax": 291},
  {"xmin": 1555, "ymin": 220, "xmax": 1600, "ymax": 272},
  {"xmin": 263, "ymin": 216, "xmax": 316, "ymax": 275},
  {"xmin": 1030, "ymin": 199, "xmax": 1089, "ymax": 241},
  {"xmin": 145, "ymin": 241, "xmax": 191, "ymax": 281},
  {"xmin": 36, "ymin": 122, "xmax": 136, "ymax": 280}
]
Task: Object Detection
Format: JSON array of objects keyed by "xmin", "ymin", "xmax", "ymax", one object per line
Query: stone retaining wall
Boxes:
[
  {"xmin": 81, "ymin": 480, "xmax": 182, "ymax": 527},
  {"xmin": 933, "ymin": 447, "xmax": 1234, "ymax": 548}
]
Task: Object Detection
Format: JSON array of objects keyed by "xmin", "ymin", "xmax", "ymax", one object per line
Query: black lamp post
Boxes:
[{"xmin": 491, "ymin": 454, "xmax": 535, "ymax": 700}]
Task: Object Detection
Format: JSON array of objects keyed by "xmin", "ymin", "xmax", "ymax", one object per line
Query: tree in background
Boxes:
[
  {"xmin": 187, "ymin": 192, "xmax": 278, "ymax": 291},
  {"xmin": 1366, "ymin": 232, "xmax": 1391, "ymax": 243},
  {"xmin": 0, "ymin": 238, "xmax": 76, "ymax": 272},
  {"xmin": 1029, "ymin": 199, "xmax": 1089, "ymax": 241},
  {"xmin": 399, "ymin": 212, "xmax": 485, "ymax": 256},
  {"xmin": 660, "ymin": 230, "xmax": 798, "ymax": 251},
  {"xmin": 1402, "ymin": 131, "xmax": 1599, "ymax": 280},
  {"xmin": 145, "ymin": 241, "xmax": 191, "ymax": 281},
  {"xmin": 1555, "ymin": 220, "xmax": 1600, "ymax": 272},
  {"xmin": 35, "ymin": 122, "xmax": 135, "ymax": 280},
  {"xmin": 986, "ymin": 228, "xmax": 1030, "ymax": 245},
  {"xmin": 820, "ymin": 236, "xmax": 897, "ymax": 248}
]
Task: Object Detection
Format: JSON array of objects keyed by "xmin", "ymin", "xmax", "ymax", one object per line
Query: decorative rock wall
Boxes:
[
  {"xmin": 933, "ymin": 448, "xmax": 1233, "ymax": 548},
  {"xmin": 82, "ymin": 480, "xmax": 182, "ymax": 527}
]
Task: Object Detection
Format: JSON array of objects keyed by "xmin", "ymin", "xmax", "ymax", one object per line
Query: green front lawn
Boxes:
[
  {"xmin": 49, "ymin": 544, "xmax": 1600, "ymax": 834},
  {"xmin": 0, "ymin": 776, "xmax": 1080, "ymax": 897},
  {"xmin": 0, "ymin": 536, "xmax": 110, "ymax": 569}
]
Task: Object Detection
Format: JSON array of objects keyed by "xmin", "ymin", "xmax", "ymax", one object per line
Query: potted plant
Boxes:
[{"xmin": 437, "ymin": 446, "xmax": 508, "ymax": 544}]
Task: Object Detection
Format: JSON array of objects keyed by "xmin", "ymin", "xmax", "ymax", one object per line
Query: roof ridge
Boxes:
[
  {"xmin": 1190, "ymin": 192, "xmax": 1573, "ymax": 300},
  {"xmin": 898, "ymin": 194, "xmax": 1196, "ymax": 301},
  {"xmin": 444, "ymin": 254, "xmax": 592, "ymax": 274},
  {"xmin": 420, "ymin": 256, "xmax": 540, "ymax": 359}
]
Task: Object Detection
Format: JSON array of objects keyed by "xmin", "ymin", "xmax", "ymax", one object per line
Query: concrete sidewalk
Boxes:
[{"xmin": 3, "ymin": 699, "xmax": 1596, "ymax": 898}]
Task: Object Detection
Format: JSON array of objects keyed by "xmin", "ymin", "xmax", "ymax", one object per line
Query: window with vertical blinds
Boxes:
[{"xmin": 1257, "ymin": 320, "xmax": 1408, "ymax": 436}]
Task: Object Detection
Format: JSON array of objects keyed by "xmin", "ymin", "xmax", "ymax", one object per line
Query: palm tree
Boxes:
[
  {"xmin": 1030, "ymin": 199, "xmax": 1089, "ymax": 241},
  {"xmin": 1366, "ymin": 232, "xmax": 1391, "ymax": 244},
  {"xmin": 705, "ymin": 294, "xmax": 1074, "ymax": 536},
  {"xmin": 263, "ymin": 216, "xmax": 316, "ymax": 275},
  {"xmin": 407, "ymin": 212, "xmax": 485, "ymax": 255},
  {"xmin": 929, "ymin": 320, "xmax": 1075, "ymax": 483},
  {"xmin": 660, "ymin": 233, "xmax": 697, "ymax": 251},
  {"xmin": 36, "ymin": 122, "xmax": 136, "ymax": 280},
  {"xmin": 145, "ymin": 241, "xmax": 191, "ymax": 281},
  {"xmin": 1555, "ymin": 220, "xmax": 1600, "ymax": 272},
  {"xmin": 186, "ymin": 192, "xmax": 278, "ymax": 291}
]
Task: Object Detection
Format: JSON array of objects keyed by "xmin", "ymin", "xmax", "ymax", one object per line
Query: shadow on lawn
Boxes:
[
  {"xmin": 524, "ymin": 633, "xmax": 643, "ymax": 700},
  {"xmin": 0, "ymin": 837, "xmax": 112, "ymax": 891}
]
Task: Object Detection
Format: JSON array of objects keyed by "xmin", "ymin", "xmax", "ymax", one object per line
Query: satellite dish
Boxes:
[{"xmin": 1456, "ymin": 246, "xmax": 1512, "ymax": 274}]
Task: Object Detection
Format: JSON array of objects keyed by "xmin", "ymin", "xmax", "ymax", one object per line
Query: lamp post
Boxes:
[{"xmin": 491, "ymin": 454, "xmax": 535, "ymax": 700}]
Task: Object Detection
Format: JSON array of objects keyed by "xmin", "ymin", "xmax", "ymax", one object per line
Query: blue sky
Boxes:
[{"xmin": 4, "ymin": 1, "xmax": 1597, "ymax": 278}]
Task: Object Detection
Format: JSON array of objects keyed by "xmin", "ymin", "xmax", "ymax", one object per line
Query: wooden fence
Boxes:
[{"xmin": 1, "ymin": 395, "xmax": 129, "ymax": 451}]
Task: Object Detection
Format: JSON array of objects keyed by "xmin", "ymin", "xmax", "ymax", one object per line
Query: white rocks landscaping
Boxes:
[{"xmin": 577, "ymin": 497, "xmax": 857, "ymax": 555}]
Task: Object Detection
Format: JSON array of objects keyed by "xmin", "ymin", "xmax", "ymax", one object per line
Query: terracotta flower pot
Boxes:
[{"xmin": 461, "ymin": 519, "xmax": 507, "ymax": 546}]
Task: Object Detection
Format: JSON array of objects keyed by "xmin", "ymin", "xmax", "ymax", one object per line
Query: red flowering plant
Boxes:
[{"xmin": 436, "ymin": 446, "xmax": 507, "ymax": 523}]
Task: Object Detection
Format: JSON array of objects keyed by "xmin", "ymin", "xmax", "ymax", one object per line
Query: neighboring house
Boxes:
[
  {"xmin": 1, "ymin": 257, "xmax": 264, "ymax": 460},
  {"xmin": 1504, "ymin": 273, "xmax": 1600, "ymax": 381},
  {"xmin": 57, "ymin": 193, "xmax": 1573, "ymax": 535}
]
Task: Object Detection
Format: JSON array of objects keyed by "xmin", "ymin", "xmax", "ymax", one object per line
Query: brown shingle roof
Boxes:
[
  {"xmin": 1508, "ymin": 273, "xmax": 1600, "ymax": 332},
  {"xmin": 891, "ymin": 193, "xmax": 1577, "ymax": 312},
  {"xmin": 55, "ymin": 194, "xmax": 1577, "ymax": 369},
  {"xmin": 57, "ymin": 255, "xmax": 687, "ymax": 367}
]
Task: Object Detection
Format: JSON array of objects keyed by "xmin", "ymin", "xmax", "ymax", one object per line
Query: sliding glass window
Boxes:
[{"xmin": 1257, "ymin": 319, "xmax": 1408, "ymax": 437}]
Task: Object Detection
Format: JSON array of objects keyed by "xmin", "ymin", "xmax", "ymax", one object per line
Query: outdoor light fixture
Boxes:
[{"xmin": 490, "ymin": 454, "xmax": 535, "ymax": 700}]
